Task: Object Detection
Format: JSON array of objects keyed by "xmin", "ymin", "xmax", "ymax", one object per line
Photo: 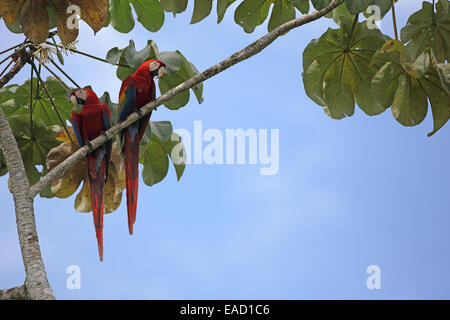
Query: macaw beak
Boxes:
[
  {"xmin": 70, "ymin": 93, "xmax": 85, "ymax": 106},
  {"xmin": 158, "ymin": 66, "xmax": 165, "ymax": 78},
  {"xmin": 70, "ymin": 94, "xmax": 78, "ymax": 105}
]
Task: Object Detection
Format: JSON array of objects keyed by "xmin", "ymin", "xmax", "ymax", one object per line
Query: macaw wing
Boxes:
[
  {"xmin": 118, "ymin": 76, "xmax": 137, "ymax": 123},
  {"xmin": 70, "ymin": 111, "xmax": 84, "ymax": 147}
]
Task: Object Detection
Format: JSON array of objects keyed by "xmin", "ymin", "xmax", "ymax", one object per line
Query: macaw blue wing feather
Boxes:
[
  {"xmin": 70, "ymin": 111, "xmax": 84, "ymax": 147},
  {"xmin": 118, "ymin": 85, "xmax": 137, "ymax": 122}
]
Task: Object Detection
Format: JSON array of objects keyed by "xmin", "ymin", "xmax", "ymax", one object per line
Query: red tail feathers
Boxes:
[
  {"xmin": 124, "ymin": 129, "xmax": 140, "ymax": 235},
  {"xmin": 87, "ymin": 152, "xmax": 106, "ymax": 261}
]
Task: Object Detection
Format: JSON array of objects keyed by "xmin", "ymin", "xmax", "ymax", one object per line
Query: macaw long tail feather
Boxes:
[
  {"xmin": 87, "ymin": 150, "xmax": 107, "ymax": 262},
  {"xmin": 124, "ymin": 128, "xmax": 141, "ymax": 235}
]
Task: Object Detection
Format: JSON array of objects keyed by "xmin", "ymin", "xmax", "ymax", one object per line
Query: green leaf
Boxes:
[
  {"xmin": 4, "ymin": 18, "xmax": 22, "ymax": 33},
  {"xmin": 106, "ymin": 41, "xmax": 203, "ymax": 108},
  {"xmin": 141, "ymin": 131, "xmax": 186, "ymax": 186},
  {"xmin": 124, "ymin": 40, "xmax": 159, "ymax": 69},
  {"xmin": 13, "ymin": 77, "xmax": 73, "ymax": 126},
  {"xmin": 107, "ymin": 40, "xmax": 159, "ymax": 80},
  {"xmin": 150, "ymin": 121, "xmax": 173, "ymax": 141},
  {"xmin": 158, "ymin": 51, "xmax": 204, "ymax": 109},
  {"xmin": 419, "ymin": 70, "xmax": 450, "ymax": 136},
  {"xmin": 400, "ymin": 1, "xmax": 450, "ymax": 63},
  {"xmin": 311, "ymin": 0, "xmax": 331, "ymax": 10},
  {"xmin": 293, "ymin": 0, "xmax": 309, "ymax": 14},
  {"xmin": 109, "ymin": 0, "xmax": 135, "ymax": 33},
  {"xmin": 142, "ymin": 135, "xmax": 169, "ymax": 186},
  {"xmin": 268, "ymin": 0, "xmax": 296, "ymax": 32},
  {"xmin": 437, "ymin": 63, "xmax": 450, "ymax": 94},
  {"xmin": 344, "ymin": 0, "xmax": 371, "ymax": 15},
  {"xmin": 131, "ymin": 0, "xmax": 165, "ymax": 32},
  {"xmin": 161, "ymin": 132, "xmax": 185, "ymax": 181},
  {"xmin": 7, "ymin": 114, "xmax": 59, "ymax": 168},
  {"xmin": 160, "ymin": 0, "xmax": 188, "ymax": 14},
  {"xmin": 414, "ymin": 50, "xmax": 431, "ymax": 79},
  {"xmin": 369, "ymin": 0, "xmax": 394, "ymax": 17},
  {"xmin": 372, "ymin": 44, "xmax": 450, "ymax": 135},
  {"xmin": 217, "ymin": 0, "xmax": 236, "ymax": 23},
  {"xmin": 327, "ymin": 1, "xmax": 354, "ymax": 25},
  {"xmin": 391, "ymin": 74, "xmax": 428, "ymax": 126},
  {"xmin": 234, "ymin": 0, "xmax": 272, "ymax": 33},
  {"xmin": 302, "ymin": 19, "xmax": 387, "ymax": 119},
  {"xmin": 191, "ymin": 0, "xmax": 213, "ymax": 24}
]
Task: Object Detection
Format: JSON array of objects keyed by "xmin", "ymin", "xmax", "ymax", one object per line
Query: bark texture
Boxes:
[
  {"xmin": 0, "ymin": 55, "xmax": 55, "ymax": 300},
  {"xmin": 0, "ymin": 285, "xmax": 28, "ymax": 300}
]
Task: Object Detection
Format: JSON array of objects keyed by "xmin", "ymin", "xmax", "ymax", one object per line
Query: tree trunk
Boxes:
[{"xmin": 0, "ymin": 56, "xmax": 55, "ymax": 300}]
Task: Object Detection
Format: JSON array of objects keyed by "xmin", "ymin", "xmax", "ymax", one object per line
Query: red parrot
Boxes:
[
  {"xmin": 118, "ymin": 59, "xmax": 166, "ymax": 235},
  {"xmin": 70, "ymin": 88, "xmax": 112, "ymax": 261}
]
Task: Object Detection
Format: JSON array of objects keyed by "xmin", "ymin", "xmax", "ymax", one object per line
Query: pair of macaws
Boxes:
[{"xmin": 70, "ymin": 60, "xmax": 166, "ymax": 261}]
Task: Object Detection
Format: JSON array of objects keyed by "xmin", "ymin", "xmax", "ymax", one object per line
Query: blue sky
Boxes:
[{"xmin": 1, "ymin": 0, "xmax": 449, "ymax": 299}]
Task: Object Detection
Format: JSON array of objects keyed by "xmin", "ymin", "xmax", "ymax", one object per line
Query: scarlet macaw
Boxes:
[
  {"xmin": 70, "ymin": 88, "xmax": 112, "ymax": 261},
  {"xmin": 118, "ymin": 59, "xmax": 166, "ymax": 235}
]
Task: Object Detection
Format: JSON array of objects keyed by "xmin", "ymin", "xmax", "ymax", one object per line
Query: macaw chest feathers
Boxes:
[{"xmin": 81, "ymin": 107, "xmax": 107, "ymax": 141}]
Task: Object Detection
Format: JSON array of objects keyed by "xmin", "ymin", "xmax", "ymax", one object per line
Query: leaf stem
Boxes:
[
  {"xmin": 49, "ymin": 59, "xmax": 81, "ymax": 89},
  {"xmin": 0, "ymin": 43, "xmax": 23, "ymax": 56},
  {"xmin": 391, "ymin": 0, "xmax": 399, "ymax": 40},
  {"xmin": 30, "ymin": 60, "xmax": 74, "ymax": 145},
  {"xmin": 45, "ymin": 42, "xmax": 131, "ymax": 68},
  {"xmin": 30, "ymin": 59, "xmax": 34, "ymax": 137},
  {"xmin": 40, "ymin": 61, "xmax": 72, "ymax": 90}
]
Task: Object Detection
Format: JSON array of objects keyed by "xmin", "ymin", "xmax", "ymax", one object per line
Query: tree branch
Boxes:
[
  {"xmin": 0, "ymin": 55, "xmax": 26, "ymax": 89},
  {"xmin": 0, "ymin": 57, "xmax": 55, "ymax": 300},
  {"xmin": 29, "ymin": 0, "xmax": 343, "ymax": 198},
  {"xmin": 0, "ymin": 285, "xmax": 28, "ymax": 300}
]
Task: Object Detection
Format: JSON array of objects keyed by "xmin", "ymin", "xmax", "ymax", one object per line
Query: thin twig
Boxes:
[
  {"xmin": 28, "ymin": 0, "xmax": 344, "ymax": 198},
  {"xmin": 0, "ymin": 43, "xmax": 23, "ymax": 56},
  {"xmin": 40, "ymin": 62, "xmax": 72, "ymax": 90}
]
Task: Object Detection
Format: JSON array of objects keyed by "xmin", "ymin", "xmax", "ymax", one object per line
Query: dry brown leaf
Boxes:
[
  {"xmin": 70, "ymin": 0, "xmax": 107, "ymax": 34},
  {"xmin": 0, "ymin": 0, "xmax": 25, "ymax": 24},
  {"xmin": 47, "ymin": 0, "xmax": 79, "ymax": 45},
  {"xmin": 20, "ymin": 0, "xmax": 49, "ymax": 44},
  {"xmin": 1, "ymin": 0, "xmax": 107, "ymax": 45}
]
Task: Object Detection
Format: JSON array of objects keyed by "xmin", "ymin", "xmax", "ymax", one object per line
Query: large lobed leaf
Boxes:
[
  {"xmin": 371, "ymin": 40, "xmax": 450, "ymax": 136},
  {"xmin": 401, "ymin": 0, "xmax": 450, "ymax": 63},
  {"xmin": 302, "ymin": 18, "xmax": 387, "ymax": 119},
  {"xmin": 106, "ymin": 40, "xmax": 203, "ymax": 110}
]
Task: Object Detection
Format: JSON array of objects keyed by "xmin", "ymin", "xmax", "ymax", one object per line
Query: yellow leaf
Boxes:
[
  {"xmin": 70, "ymin": 0, "xmax": 107, "ymax": 34},
  {"xmin": 48, "ymin": 127, "xmax": 126, "ymax": 214},
  {"xmin": 55, "ymin": 126, "xmax": 78, "ymax": 144},
  {"xmin": 75, "ymin": 178, "xmax": 91, "ymax": 213}
]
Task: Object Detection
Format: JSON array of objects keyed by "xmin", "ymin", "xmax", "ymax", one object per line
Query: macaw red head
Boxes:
[
  {"xmin": 136, "ymin": 59, "xmax": 166, "ymax": 79},
  {"xmin": 70, "ymin": 88, "xmax": 100, "ymax": 106}
]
